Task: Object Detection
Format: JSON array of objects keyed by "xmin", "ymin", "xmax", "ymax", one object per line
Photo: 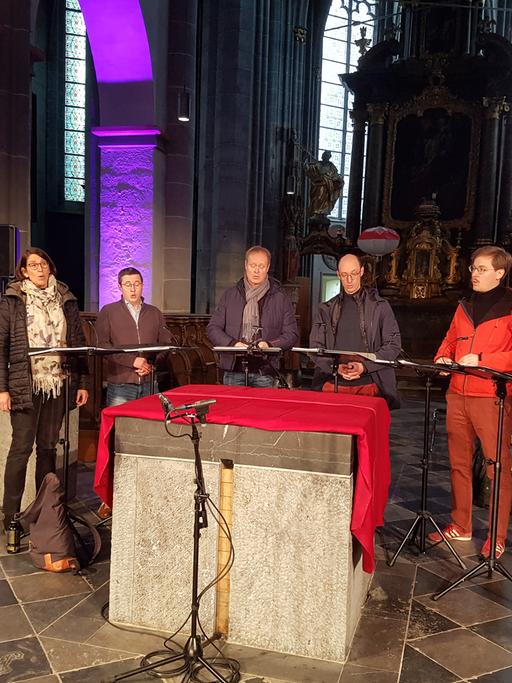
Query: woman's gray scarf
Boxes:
[
  {"xmin": 21, "ymin": 274, "xmax": 66, "ymax": 398},
  {"xmin": 241, "ymin": 277, "xmax": 270, "ymax": 342}
]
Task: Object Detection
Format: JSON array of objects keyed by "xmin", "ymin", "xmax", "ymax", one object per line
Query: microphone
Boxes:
[
  {"xmin": 174, "ymin": 399, "xmax": 216, "ymax": 412},
  {"xmin": 158, "ymin": 393, "xmax": 174, "ymax": 417}
]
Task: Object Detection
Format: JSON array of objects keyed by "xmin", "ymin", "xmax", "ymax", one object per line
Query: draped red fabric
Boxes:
[{"xmin": 93, "ymin": 385, "xmax": 391, "ymax": 572}]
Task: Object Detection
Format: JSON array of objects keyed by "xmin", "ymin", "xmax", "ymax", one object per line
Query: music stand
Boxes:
[
  {"xmin": 292, "ymin": 347, "xmax": 377, "ymax": 392},
  {"xmin": 383, "ymin": 358, "xmax": 466, "ymax": 569},
  {"xmin": 111, "ymin": 397, "xmax": 240, "ymax": 683},
  {"xmin": 213, "ymin": 345, "xmax": 283, "ymax": 387},
  {"xmin": 432, "ymin": 363, "xmax": 512, "ymax": 600},
  {"xmin": 28, "ymin": 344, "xmax": 182, "ymax": 543}
]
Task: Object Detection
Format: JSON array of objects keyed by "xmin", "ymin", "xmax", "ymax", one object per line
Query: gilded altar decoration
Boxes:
[{"xmin": 385, "ymin": 197, "xmax": 462, "ymax": 299}]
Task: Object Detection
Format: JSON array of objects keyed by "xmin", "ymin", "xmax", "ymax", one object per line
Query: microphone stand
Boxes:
[{"xmin": 111, "ymin": 399, "xmax": 240, "ymax": 683}]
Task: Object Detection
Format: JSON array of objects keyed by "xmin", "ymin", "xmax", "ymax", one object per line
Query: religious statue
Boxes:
[{"xmin": 304, "ymin": 151, "xmax": 343, "ymax": 217}]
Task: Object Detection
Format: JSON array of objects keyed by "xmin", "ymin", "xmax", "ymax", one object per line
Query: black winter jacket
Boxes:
[
  {"xmin": 309, "ymin": 287, "xmax": 401, "ymax": 408},
  {"xmin": 0, "ymin": 280, "xmax": 89, "ymax": 411}
]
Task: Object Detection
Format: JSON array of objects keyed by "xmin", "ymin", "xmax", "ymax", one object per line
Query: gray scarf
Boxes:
[
  {"xmin": 242, "ymin": 277, "xmax": 270, "ymax": 342},
  {"xmin": 21, "ymin": 274, "xmax": 67, "ymax": 398}
]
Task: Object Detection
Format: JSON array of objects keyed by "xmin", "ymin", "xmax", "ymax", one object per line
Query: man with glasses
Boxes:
[
  {"xmin": 207, "ymin": 246, "xmax": 299, "ymax": 387},
  {"xmin": 96, "ymin": 267, "xmax": 171, "ymax": 406},
  {"xmin": 429, "ymin": 246, "xmax": 512, "ymax": 559},
  {"xmin": 309, "ymin": 252, "xmax": 401, "ymax": 407}
]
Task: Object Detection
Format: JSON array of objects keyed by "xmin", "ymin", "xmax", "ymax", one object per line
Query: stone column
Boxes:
[
  {"xmin": 0, "ymin": 1, "xmax": 31, "ymax": 245},
  {"xmin": 345, "ymin": 109, "xmax": 367, "ymax": 244},
  {"xmin": 362, "ymin": 103, "xmax": 387, "ymax": 229},
  {"xmin": 497, "ymin": 112, "xmax": 512, "ymax": 242},
  {"xmin": 473, "ymin": 97, "xmax": 509, "ymax": 247},
  {"xmin": 92, "ymin": 129, "xmax": 163, "ymax": 309}
]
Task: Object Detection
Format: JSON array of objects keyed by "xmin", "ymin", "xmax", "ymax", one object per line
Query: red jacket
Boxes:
[{"xmin": 435, "ymin": 289, "xmax": 512, "ymax": 397}]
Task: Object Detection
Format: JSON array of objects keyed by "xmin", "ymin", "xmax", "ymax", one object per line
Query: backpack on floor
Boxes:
[{"xmin": 16, "ymin": 472, "xmax": 100, "ymax": 573}]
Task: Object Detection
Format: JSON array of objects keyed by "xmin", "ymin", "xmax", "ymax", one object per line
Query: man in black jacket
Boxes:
[
  {"xmin": 207, "ymin": 246, "xmax": 299, "ymax": 387},
  {"xmin": 309, "ymin": 253, "xmax": 401, "ymax": 408}
]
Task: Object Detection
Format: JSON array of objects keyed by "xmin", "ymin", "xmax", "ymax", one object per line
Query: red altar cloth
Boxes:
[{"xmin": 93, "ymin": 385, "xmax": 391, "ymax": 572}]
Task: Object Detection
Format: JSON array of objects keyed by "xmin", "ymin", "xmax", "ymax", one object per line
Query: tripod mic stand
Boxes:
[
  {"xmin": 433, "ymin": 370, "xmax": 512, "ymax": 600},
  {"xmin": 111, "ymin": 398, "xmax": 240, "ymax": 683},
  {"xmin": 387, "ymin": 363, "xmax": 465, "ymax": 569}
]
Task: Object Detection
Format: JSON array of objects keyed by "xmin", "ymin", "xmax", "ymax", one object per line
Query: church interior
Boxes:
[{"xmin": 2, "ymin": 0, "xmax": 512, "ymax": 681}]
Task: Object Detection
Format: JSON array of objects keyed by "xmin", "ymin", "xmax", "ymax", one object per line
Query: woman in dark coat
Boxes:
[{"xmin": 0, "ymin": 248, "xmax": 89, "ymax": 532}]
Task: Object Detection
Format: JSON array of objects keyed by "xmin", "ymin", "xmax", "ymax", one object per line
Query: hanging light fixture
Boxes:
[
  {"xmin": 178, "ymin": 87, "xmax": 190, "ymax": 122},
  {"xmin": 285, "ymin": 174, "xmax": 296, "ymax": 195}
]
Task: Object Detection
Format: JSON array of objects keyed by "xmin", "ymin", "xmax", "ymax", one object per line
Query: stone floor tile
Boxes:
[
  {"xmin": 414, "ymin": 566, "xmax": 453, "ymax": 597},
  {"xmin": 345, "ymin": 613, "xmax": 407, "ymax": 672},
  {"xmin": 80, "ymin": 560, "xmax": 110, "ymax": 591},
  {"xmin": 339, "ymin": 662, "xmax": 398, "ymax": 682},
  {"xmin": 23, "ymin": 593, "xmax": 90, "ymax": 633},
  {"xmin": 86, "ymin": 621, "xmax": 180, "ymax": 656},
  {"xmin": 0, "ymin": 604, "xmax": 35, "ymax": 642},
  {"xmin": 469, "ymin": 578, "xmax": 512, "ymax": 610},
  {"xmin": 18, "ymin": 676, "xmax": 60, "ymax": 682},
  {"xmin": 217, "ymin": 643, "xmax": 342, "ymax": 683},
  {"xmin": 39, "ymin": 635, "xmax": 134, "ymax": 674},
  {"xmin": 39, "ymin": 583, "xmax": 110, "ymax": 641},
  {"xmin": 10, "ymin": 571, "xmax": 91, "ymax": 603},
  {"xmin": 410, "ymin": 628, "xmax": 512, "ymax": 679},
  {"xmin": 0, "ymin": 577, "xmax": 17, "ymax": 607},
  {"xmin": 470, "ymin": 666, "xmax": 512, "ymax": 681},
  {"xmin": 58, "ymin": 657, "xmax": 142, "ymax": 682},
  {"xmin": 399, "ymin": 644, "xmax": 461, "ymax": 682},
  {"xmin": 470, "ymin": 615, "xmax": 512, "ymax": 652},
  {"xmin": 363, "ymin": 571, "xmax": 414, "ymax": 621},
  {"xmin": 0, "ymin": 551, "xmax": 44, "ymax": 578},
  {"xmin": 407, "ymin": 600, "xmax": 459, "ymax": 640},
  {"xmin": 416, "ymin": 586, "xmax": 512, "ymax": 626},
  {"xmin": 0, "ymin": 636, "xmax": 52, "ymax": 681}
]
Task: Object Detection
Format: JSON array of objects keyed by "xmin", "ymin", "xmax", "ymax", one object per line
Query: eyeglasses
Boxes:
[
  {"xmin": 468, "ymin": 266, "xmax": 495, "ymax": 274},
  {"xmin": 26, "ymin": 261, "xmax": 49, "ymax": 271},
  {"xmin": 121, "ymin": 281, "xmax": 142, "ymax": 289},
  {"xmin": 339, "ymin": 270, "xmax": 361, "ymax": 280}
]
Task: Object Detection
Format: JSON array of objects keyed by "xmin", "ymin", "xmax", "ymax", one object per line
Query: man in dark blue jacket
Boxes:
[
  {"xmin": 309, "ymin": 253, "xmax": 401, "ymax": 408},
  {"xmin": 207, "ymin": 246, "xmax": 299, "ymax": 387}
]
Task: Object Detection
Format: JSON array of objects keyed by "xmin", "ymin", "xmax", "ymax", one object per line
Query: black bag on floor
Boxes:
[
  {"xmin": 473, "ymin": 440, "xmax": 491, "ymax": 509},
  {"xmin": 16, "ymin": 472, "xmax": 100, "ymax": 572}
]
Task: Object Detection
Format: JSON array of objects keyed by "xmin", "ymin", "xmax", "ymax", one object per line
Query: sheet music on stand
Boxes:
[
  {"xmin": 213, "ymin": 346, "xmax": 282, "ymax": 353},
  {"xmin": 28, "ymin": 344, "xmax": 183, "ymax": 356},
  {"xmin": 292, "ymin": 347, "xmax": 377, "ymax": 362}
]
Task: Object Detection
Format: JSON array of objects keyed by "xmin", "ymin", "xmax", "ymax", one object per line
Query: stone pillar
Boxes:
[
  {"xmin": 92, "ymin": 129, "xmax": 164, "ymax": 309},
  {"xmin": 497, "ymin": 112, "xmax": 512, "ymax": 242},
  {"xmin": 362, "ymin": 103, "xmax": 387, "ymax": 229},
  {"xmin": 164, "ymin": 0, "xmax": 197, "ymax": 312},
  {"xmin": 345, "ymin": 110, "xmax": 367, "ymax": 244},
  {"xmin": 0, "ymin": 1, "xmax": 31, "ymax": 245},
  {"xmin": 473, "ymin": 97, "xmax": 509, "ymax": 247}
]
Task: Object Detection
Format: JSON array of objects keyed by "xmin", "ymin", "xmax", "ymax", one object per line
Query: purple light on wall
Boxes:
[
  {"xmin": 92, "ymin": 126, "xmax": 160, "ymax": 137},
  {"xmin": 78, "ymin": 0, "xmax": 152, "ymax": 83},
  {"xmin": 98, "ymin": 145, "xmax": 155, "ymax": 307}
]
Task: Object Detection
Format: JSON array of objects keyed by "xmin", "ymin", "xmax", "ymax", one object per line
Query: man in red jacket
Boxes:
[{"xmin": 429, "ymin": 246, "xmax": 512, "ymax": 559}]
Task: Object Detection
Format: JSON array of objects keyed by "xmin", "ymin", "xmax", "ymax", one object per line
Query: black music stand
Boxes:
[
  {"xmin": 432, "ymin": 364, "xmax": 512, "ymax": 600},
  {"xmin": 111, "ymin": 398, "xmax": 240, "ymax": 683},
  {"xmin": 213, "ymin": 345, "xmax": 285, "ymax": 387},
  {"xmin": 384, "ymin": 358, "xmax": 466, "ymax": 569},
  {"xmin": 292, "ymin": 347, "xmax": 377, "ymax": 392},
  {"xmin": 28, "ymin": 344, "xmax": 181, "ymax": 537}
]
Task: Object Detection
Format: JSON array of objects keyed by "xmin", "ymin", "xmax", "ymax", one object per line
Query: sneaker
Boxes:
[
  {"xmin": 428, "ymin": 523, "xmax": 472, "ymax": 543},
  {"xmin": 480, "ymin": 538, "xmax": 505, "ymax": 560}
]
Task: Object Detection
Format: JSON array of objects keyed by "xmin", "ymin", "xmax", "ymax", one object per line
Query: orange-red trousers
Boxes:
[{"xmin": 446, "ymin": 393, "xmax": 512, "ymax": 541}]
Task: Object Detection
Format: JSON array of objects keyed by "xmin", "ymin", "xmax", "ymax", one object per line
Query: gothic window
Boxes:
[
  {"xmin": 319, "ymin": 1, "xmax": 376, "ymax": 223},
  {"xmin": 64, "ymin": 0, "xmax": 86, "ymax": 202}
]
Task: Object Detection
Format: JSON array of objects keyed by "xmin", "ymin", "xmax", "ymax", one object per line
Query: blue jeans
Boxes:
[
  {"xmin": 223, "ymin": 372, "xmax": 274, "ymax": 388},
  {"xmin": 106, "ymin": 382, "xmax": 154, "ymax": 407}
]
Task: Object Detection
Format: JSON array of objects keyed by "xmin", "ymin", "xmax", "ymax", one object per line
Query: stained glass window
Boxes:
[
  {"xmin": 319, "ymin": 1, "xmax": 376, "ymax": 222},
  {"xmin": 64, "ymin": 1, "xmax": 86, "ymax": 201}
]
